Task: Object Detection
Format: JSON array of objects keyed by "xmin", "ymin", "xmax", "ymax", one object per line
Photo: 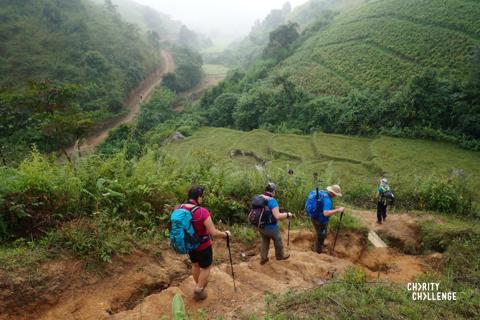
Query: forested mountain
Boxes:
[
  {"xmin": 200, "ymin": 0, "xmax": 480, "ymax": 149},
  {"xmin": 210, "ymin": 0, "xmax": 363, "ymax": 67},
  {"xmin": 0, "ymin": 0, "xmax": 162, "ymax": 156}
]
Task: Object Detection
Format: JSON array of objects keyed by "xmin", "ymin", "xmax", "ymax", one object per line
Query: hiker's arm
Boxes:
[
  {"xmin": 323, "ymin": 207, "xmax": 345, "ymax": 217},
  {"xmin": 204, "ymin": 216, "xmax": 230, "ymax": 238},
  {"xmin": 272, "ymin": 207, "xmax": 291, "ymax": 220}
]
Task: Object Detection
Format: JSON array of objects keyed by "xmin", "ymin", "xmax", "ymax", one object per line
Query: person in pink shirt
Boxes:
[{"xmin": 178, "ymin": 186, "xmax": 231, "ymax": 301}]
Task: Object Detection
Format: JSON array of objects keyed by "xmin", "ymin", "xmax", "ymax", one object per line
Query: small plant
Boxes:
[
  {"xmin": 343, "ymin": 266, "xmax": 367, "ymax": 286},
  {"xmin": 172, "ymin": 293, "xmax": 186, "ymax": 320}
]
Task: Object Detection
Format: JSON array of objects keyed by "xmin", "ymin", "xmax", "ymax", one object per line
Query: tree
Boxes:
[
  {"xmin": 207, "ymin": 93, "xmax": 239, "ymax": 127},
  {"xmin": 29, "ymin": 81, "xmax": 93, "ymax": 161},
  {"xmin": 263, "ymin": 22, "xmax": 299, "ymax": 61}
]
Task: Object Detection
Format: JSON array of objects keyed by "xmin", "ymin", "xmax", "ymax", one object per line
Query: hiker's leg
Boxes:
[
  {"xmin": 194, "ymin": 246, "xmax": 213, "ymax": 291},
  {"xmin": 271, "ymin": 227, "xmax": 285, "ymax": 259},
  {"xmin": 197, "ymin": 266, "xmax": 211, "ymax": 290},
  {"xmin": 376, "ymin": 202, "xmax": 382, "ymax": 222},
  {"xmin": 259, "ymin": 230, "xmax": 271, "ymax": 261},
  {"xmin": 311, "ymin": 218, "xmax": 321, "ymax": 252},
  {"xmin": 316, "ymin": 222, "xmax": 328, "ymax": 252},
  {"xmin": 379, "ymin": 201, "xmax": 387, "ymax": 221},
  {"xmin": 192, "ymin": 263, "xmax": 200, "ymax": 284},
  {"xmin": 320, "ymin": 223, "xmax": 328, "ymax": 249}
]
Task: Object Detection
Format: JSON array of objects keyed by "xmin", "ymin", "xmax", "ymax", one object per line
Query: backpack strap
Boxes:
[
  {"xmin": 190, "ymin": 206, "xmax": 202, "ymax": 222},
  {"xmin": 189, "ymin": 206, "xmax": 210, "ymax": 243}
]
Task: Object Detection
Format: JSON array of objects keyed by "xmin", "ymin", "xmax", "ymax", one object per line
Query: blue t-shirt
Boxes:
[
  {"xmin": 264, "ymin": 197, "xmax": 279, "ymax": 231},
  {"xmin": 314, "ymin": 191, "xmax": 333, "ymax": 224}
]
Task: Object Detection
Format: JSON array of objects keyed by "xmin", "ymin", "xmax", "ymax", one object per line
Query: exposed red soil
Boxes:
[{"xmin": 0, "ymin": 210, "xmax": 437, "ymax": 320}]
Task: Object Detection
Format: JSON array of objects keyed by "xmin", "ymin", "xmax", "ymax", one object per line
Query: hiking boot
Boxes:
[
  {"xmin": 260, "ymin": 257, "xmax": 269, "ymax": 265},
  {"xmin": 193, "ymin": 288, "xmax": 208, "ymax": 301},
  {"xmin": 276, "ymin": 253, "xmax": 290, "ymax": 261},
  {"xmin": 376, "ymin": 220, "xmax": 382, "ymax": 225},
  {"xmin": 311, "ymin": 245, "xmax": 325, "ymax": 254}
]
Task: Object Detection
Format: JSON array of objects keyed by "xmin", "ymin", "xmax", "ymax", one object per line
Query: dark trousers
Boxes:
[
  {"xmin": 377, "ymin": 200, "xmax": 387, "ymax": 222},
  {"xmin": 311, "ymin": 218, "xmax": 328, "ymax": 252},
  {"xmin": 259, "ymin": 227, "xmax": 285, "ymax": 260}
]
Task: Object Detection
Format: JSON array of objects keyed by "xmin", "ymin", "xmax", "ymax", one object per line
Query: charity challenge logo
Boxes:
[{"xmin": 407, "ymin": 282, "xmax": 457, "ymax": 301}]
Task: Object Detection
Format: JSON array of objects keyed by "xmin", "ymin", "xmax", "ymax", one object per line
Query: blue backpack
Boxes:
[
  {"xmin": 305, "ymin": 189, "xmax": 326, "ymax": 220},
  {"xmin": 170, "ymin": 205, "xmax": 206, "ymax": 254}
]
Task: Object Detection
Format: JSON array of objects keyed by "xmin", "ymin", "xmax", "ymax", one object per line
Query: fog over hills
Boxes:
[{"xmin": 132, "ymin": 0, "xmax": 309, "ymax": 39}]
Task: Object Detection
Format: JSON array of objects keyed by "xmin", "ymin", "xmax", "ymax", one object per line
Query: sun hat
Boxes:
[{"xmin": 327, "ymin": 184, "xmax": 342, "ymax": 197}]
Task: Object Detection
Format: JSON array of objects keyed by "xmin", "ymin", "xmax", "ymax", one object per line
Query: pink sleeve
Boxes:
[{"xmin": 201, "ymin": 208, "xmax": 211, "ymax": 222}]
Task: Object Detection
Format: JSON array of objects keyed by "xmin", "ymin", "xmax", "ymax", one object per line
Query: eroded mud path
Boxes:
[{"xmin": 1, "ymin": 210, "xmax": 439, "ymax": 320}]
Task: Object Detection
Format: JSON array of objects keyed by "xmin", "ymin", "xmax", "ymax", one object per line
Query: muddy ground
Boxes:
[{"xmin": 0, "ymin": 210, "xmax": 442, "ymax": 320}]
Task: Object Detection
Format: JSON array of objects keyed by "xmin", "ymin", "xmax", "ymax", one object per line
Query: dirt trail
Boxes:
[
  {"xmin": 66, "ymin": 50, "xmax": 175, "ymax": 157},
  {"xmin": 173, "ymin": 73, "xmax": 226, "ymax": 112},
  {"xmin": 0, "ymin": 211, "xmax": 438, "ymax": 320},
  {"xmin": 1, "ymin": 210, "xmax": 438, "ymax": 320},
  {"xmin": 350, "ymin": 209, "xmax": 436, "ymax": 252}
]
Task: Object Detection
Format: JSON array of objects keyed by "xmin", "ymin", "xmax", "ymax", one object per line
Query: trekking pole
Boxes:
[
  {"xmin": 287, "ymin": 215, "xmax": 291, "ymax": 248},
  {"xmin": 226, "ymin": 233, "xmax": 237, "ymax": 292},
  {"xmin": 331, "ymin": 210, "xmax": 344, "ymax": 252}
]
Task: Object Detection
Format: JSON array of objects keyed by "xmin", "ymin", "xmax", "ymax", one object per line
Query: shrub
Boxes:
[
  {"xmin": 418, "ymin": 175, "xmax": 473, "ymax": 215},
  {"xmin": 44, "ymin": 213, "xmax": 133, "ymax": 263}
]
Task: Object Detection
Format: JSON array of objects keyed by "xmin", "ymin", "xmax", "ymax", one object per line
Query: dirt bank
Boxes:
[{"xmin": 0, "ymin": 210, "xmax": 439, "ymax": 320}]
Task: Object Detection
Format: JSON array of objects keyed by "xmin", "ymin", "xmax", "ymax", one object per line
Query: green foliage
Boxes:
[
  {"xmin": 162, "ymin": 47, "xmax": 203, "ymax": 93},
  {"xmin": 418, "ymin": 175, "xmax": 473, "ymax": 215},
  {"xmin": 136, "ymin": 87, "xmax": 177, "ymax": 134},
  {"xmin": 0, "ymin": 148, "xmax": 82, "ymax": 240},
  {"xmin": 0, "ymin": 239, "xmax": 51, "ymax": 272},
  {"xmin": 0, "ymin": 0, "xmax": 161, "ymax": 155},
  {"xmin": 263, "ymin": 23, "xmax": 300, "ymax": 62},
  {"xmin": 206, "ymin": 93, "xmax": 239, "ymax": 127},
  {"xmin": 172, "ymin": 293, "xmax": 187, "ymax": 320},
  {"xmin": 98, "ymin": 86, "xmax": 203, "ymax": 158},
  {"xmin": 342, "ymin": 266, "xmax": 367, "ymax": 286},
  {"xmin": 203, "ymin": 0, "xmax": 480, "ymax": 149},
  {"xmin": 160, "ymin": 127, "xmax": 480, "ymax": 215},
  {"xmin": 265, "ymin": 276, "xmax": 479, "ymax": 319},
  {"xmin": 419, "ymin": 216, "xmax": 479, "ymax": 253},
  {"xmin": 44, "ymin": 213, "xmax": 133, "ymax": 263}
]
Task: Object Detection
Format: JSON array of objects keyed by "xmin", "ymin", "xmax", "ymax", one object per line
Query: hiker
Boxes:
[
  {"xmin": 252, "ymin": 183, "xmax": 293, "ymax": 265},
  {"xmin": 305, "ymin": 185, "xmax": 345, "ymax": 253},
  {"xmin": 175, "ymin": 186, "xmax": 231, "ymax": 301},
  {"xmin": 376, "ymin": 178, "xmax": 394, "ymax": 224}
]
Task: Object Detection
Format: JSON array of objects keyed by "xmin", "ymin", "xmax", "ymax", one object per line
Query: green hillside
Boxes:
[
  {"xmin": 200, "ymin": 0, "xmax": 480, "ymax": 149},
  {"xmin": 0, "ymin": 0, "xmax": 162, "ymax": 155},
  {"xmin": 276, "ymin": 0, "xmax": 480, "ymax": 95},
  {"xmin": 162, "ymin": 127, "xmax": 480, "ymax": 211},
  {"xmin": 211, "ymin": 0, "xmax": 363, "ymax": 67}
]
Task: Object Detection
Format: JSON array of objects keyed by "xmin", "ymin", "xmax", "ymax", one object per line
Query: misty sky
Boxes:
[{"xmin": 132, "ymin": 0, "xmax": 309, "ymax": 38}]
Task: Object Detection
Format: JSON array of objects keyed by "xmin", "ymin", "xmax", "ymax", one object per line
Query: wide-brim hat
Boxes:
[{"xmin": 327, "ymin": 185, "xmax": 342, "ymax": 197}]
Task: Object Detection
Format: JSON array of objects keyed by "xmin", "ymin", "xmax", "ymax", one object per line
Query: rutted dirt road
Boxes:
[
  {"xmin": 66, "ymin": 50, "xmax": 175, "ymax": 157},
  {"xmin": 1, "ymin": 210, "xmax": 442, "ymax": 320}
]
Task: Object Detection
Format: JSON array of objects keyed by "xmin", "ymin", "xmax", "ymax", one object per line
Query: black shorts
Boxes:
[{"xmin": 188, "ymin": 245, "xmax": 213, "ymax": 268}]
